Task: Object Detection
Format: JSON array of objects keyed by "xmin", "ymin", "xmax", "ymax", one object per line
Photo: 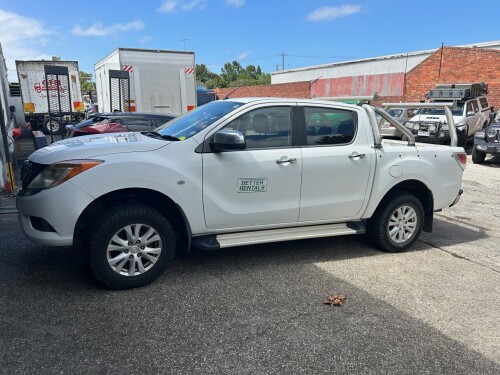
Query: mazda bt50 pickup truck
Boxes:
[{"xmin": 17, "ymin": 98, "xmax": 466, "ymax": 289}]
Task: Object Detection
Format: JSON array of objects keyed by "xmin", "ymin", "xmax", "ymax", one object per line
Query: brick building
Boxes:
[
  {"xmin": 405, "ymin": 47, "xmax": 500, "ymax": 108},
  {"xmin": 216, "ymin": 43, "xmax": 500, "ymax": 110}
]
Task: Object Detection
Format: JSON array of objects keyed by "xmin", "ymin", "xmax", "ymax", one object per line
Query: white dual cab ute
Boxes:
[{"xmin": 17, "ymin": 98, "xmax": 466, "ymax": 289}]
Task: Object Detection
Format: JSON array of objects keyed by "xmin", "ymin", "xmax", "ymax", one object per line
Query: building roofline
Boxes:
[{"xmin": 271, "ymin": 40, "xmax": 500, "ymax": 76}]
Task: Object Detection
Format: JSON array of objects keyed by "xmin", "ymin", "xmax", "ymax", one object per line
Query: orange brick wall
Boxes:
[
  {"xmin": 216, "ymin": 82, "xmax": 311, "ymax": 99},
  {"xmin": 405, "ymin": 47, "xmax": 500, "ymax": 109}
]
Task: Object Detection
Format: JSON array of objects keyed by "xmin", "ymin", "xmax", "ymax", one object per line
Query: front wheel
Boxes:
[
  {"xmin": 88, "ymin": 204, "xmax": 176, "ymax": 289},
  {"xmin": 457, "ymin": 126, "xmax": 468, "ymax": 148},
  {"xmin": 472, "ymin": 147, "xmax": 486, "ymax": 164},
  {"xmin": 367, "ymin": 193, "xmax": 424, "ymax": 253}
]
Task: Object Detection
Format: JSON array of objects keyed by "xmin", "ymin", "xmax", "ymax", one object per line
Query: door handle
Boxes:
[
  {"xmin": 276, "ymin": 158, "xmax": 297, "ymax": 164},
  {"xmin": 348, "ymin": 152, "xmax": 366, "ymax": 159}
]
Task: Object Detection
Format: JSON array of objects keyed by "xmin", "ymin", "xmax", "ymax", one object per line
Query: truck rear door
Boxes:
[{"xmin": 298, "ymin": 105, "xmax": 376, "ymax": 221}]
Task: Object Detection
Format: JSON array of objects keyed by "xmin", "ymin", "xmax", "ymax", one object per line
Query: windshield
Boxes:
[
  {"xmin": 156, "ymin": 100, "xmax": 244, "ymax": 140},
  {"xmin": 387, "ymin": 109, "xmax": 403, "ymax": 117},
  {"xmin": 420, "ymin": 105, "xmax": 463, "ymax": 116}
]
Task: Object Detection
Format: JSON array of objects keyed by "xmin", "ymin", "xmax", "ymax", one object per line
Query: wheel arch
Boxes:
[
  {"xmin": 74, "ymin": 188, "xmax": 191, "ymax": 251},
  {"xmin": 371, "ymin": 179, "xmax": 434, "ymax": 233}
]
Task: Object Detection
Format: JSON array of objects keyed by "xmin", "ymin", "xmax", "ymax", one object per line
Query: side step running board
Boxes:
[{"xmin": 192, "ymin": 222, "xmax": 365, "ymax": 251}]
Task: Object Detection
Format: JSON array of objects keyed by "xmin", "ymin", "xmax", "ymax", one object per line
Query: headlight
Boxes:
[
  {"xmin": 413, "ymin": 123, "xmax": 420, "ymax": 131},
  {"xmin": 487, "ymin": 128, "xmax": 497, "ymax": 138},
  {"xmin": 25, "ymin": 160, "xmax": 103, "ymax": 194},
  {"xmin": 429, "ymin": 124, "xmax": 437, "ymax": 132},
  {"xmin": 404, "ymin": 121, "xmax": 413, "ymax": 128}
]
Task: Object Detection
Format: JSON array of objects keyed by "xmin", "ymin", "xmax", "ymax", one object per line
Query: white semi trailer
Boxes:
[{"xmin": 16, "ymin": 60, "xmax": 84, "ymax": 134}]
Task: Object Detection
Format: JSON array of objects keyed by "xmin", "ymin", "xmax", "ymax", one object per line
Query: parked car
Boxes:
[
  {"xmin": 403, "ymin": 83, "xmax": 491, "ymax": 147},
  {"xmin": 65, "ymin": 112, "xmax": 176, "ymax": 137},
  {"xmin": 17, "ymin": 98, "xmax": 466, "ymax": 289},
  {"xmin": 472, "ymin": 120, "xmax": 500, "ymax": 163},
  {"xmin": 380, "ymin": 107, "xmax": 420, "ymax": 138}
]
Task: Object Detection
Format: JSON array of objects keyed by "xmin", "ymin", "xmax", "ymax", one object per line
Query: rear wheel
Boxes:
[
  {"xmin": 42, "ymin": 118, "xmax": 61, "ymax": 135},
  {"xmin": 88, "ymin": 204, "xmax": 176, "ymax": 289},
  {"xmin": 472, "ymin": 147, "xmax": 486, "ymax": 164},
  {"xmin": 368, "ymin": 193, "xmax": 424, "ymax": 253}
]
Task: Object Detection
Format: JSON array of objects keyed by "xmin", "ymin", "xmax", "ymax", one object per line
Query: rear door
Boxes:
[{"xmin": 298, "ymin": 105, "xmax": 375, "ymax": 222}]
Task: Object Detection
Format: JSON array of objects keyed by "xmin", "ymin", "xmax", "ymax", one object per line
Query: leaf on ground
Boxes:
[{"xmin": 323, "ymin": 294, "xmax": 346, "ymax": 306}]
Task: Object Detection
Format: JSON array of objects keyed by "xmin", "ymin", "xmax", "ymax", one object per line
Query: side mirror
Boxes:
[
  {"xmin": 466, "ymin": 111, "xmax": 475, "ymax": 117},
  {"xmin": 210, "ymin": 130, "xmax": 246, "ymax": 152}
]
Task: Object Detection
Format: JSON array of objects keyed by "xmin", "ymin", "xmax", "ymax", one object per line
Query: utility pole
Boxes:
[
  {"xmin": 180, "ymin": 38, "xmax": 188, "ymax": 51},
  {"xmin": 281, "ymin": 51, "xmax": 285, "ymax": 70}
]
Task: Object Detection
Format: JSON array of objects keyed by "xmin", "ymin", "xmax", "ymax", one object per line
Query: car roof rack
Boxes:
[{"xmin": 428, "ymin": 82, "xmax": 488, "ymax": 101}]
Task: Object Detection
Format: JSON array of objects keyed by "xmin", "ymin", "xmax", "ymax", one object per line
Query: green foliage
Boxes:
[
  {"xmin": 196, "ymin": 62, "xmax": 270, "ymax": 89},
  {"xmin": 79, "ymin": 71, "xmax": 96, "ymax": 93}
]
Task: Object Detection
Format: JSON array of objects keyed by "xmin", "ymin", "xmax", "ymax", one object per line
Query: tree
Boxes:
[
  {"xmin": 195, "ymin": 63, "xmax": 218, "ymax": 84},
  {"xmin": 79, "ymin": 71, "xmax": 96, "ymax": 94},
  {"xmin": 197, "ymin": 61, "xmax": 270, "ymax": 89}
]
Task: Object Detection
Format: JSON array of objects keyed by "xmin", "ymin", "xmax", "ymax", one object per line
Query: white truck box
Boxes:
[
  {"xmin": 15, "ymin": 61, "xmax": 84, "ymax": 133},
  {"xmin": 94, "ymin": 48, "xmax": 196, "ymax": 115}
]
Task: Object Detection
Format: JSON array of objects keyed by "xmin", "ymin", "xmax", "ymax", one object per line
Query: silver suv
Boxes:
[{"xmin": 404, "ymin": 83, "xmax": 491, "ymax": 147}]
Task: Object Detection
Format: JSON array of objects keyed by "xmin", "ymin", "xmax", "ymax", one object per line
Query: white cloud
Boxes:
[
  {"xmin": 226, "ymin": 0, "xmax": 245, "ymax": 7},
  {"xmin": 139, "ymin": 36, "xmax": 153, "ymax": 44},
  {"xmin": 71, "ymin": 20, "xmax": 144, "ymax": 36},
  {"xmin": 157, "ymin": 0, "xmax": 207, "ymax": 13},
  {"xmin": 157, "ymin": 0, "xmax": 178, "ymax": 13},
  {"xmin": 0, "ymin": 9, "xmax": 54, "ymax": 80},
  {"xmin": 307, "ymin": 5, "xmax": 362, "ymax": 22},
  {"xmin": 237, "ymin": 50, "xmax": 252, "ymax": 60},
  {"xmin": 181, "ymin": 0, "xmax": 207, "ymax": 11}
]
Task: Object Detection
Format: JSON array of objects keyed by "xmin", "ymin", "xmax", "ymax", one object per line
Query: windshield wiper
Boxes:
[
  {"xmin": 142, "ymin": 131, "xmax": 179, "ymax": 141},
  {"xmin": 161, "ymin": 134, "xmax": 180, "ymax": 141}
]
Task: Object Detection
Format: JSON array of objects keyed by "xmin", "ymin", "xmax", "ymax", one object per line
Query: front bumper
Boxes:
[
  {"xmin": 412, "ymin": 132, "xmax": 450, "ymax": 144},
  {"xmin": 474, "ymin": 141, "xmax": 500, "ymax": 154},
  {"xmin": 16, "ymin": 181, "xmax": 95, "ymax": 246}
]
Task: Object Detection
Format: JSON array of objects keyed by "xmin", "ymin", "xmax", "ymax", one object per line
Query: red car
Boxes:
[{"xmin": 65, "ymin": 112, "xmax": 176, "ymax": 137}]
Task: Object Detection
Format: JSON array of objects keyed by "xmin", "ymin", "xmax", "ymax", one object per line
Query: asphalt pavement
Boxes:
[{"xmin": 0, "ymin": 149, "xmax": 499, "ymax": 375}]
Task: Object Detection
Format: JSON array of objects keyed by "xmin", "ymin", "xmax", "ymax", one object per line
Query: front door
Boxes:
[{"xmin": 203, "ymin": 106, "xmax": 302, "ymax": 230}]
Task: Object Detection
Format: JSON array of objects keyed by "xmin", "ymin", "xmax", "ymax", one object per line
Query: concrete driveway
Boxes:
[{"xmin": 0, "ymin": 154, "xmax": 499, "ymax": 374}]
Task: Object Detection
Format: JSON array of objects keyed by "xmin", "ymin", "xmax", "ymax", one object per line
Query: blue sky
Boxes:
[{"xmin": 1, "ymin": 0, "xmax": 499, "ymax": 81}]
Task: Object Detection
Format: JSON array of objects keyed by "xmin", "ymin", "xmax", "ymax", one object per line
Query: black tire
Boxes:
[
  {"xmin": 472, "ymin": 147, "xmax": 486, "ymax": 164},
  {"xmin": 88, "ymin": 204, "xmax": 175, "ymax": 289},
  {"xmin": 42, "ymin": 118, "xmax": 61, "ymax": 135},
  {"xmin": 457, "ymin": 126, "xmax": 468, "ymax": 148},
  {"xmin": 367, "ymin": 193, "xmax": 424, "ymax": 253}
]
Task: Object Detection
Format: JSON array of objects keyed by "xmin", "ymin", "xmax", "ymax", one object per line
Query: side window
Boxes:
[
  {"xmin": 304, "ymin": 107, "xmax": 356, "ymax": 145},
  {"xmin": 123, "ymin": 117, "xmax": 152, "ymax": 132},
  {"xmin": 471, "ymin": 100, "xmax": 479, "ymax": 113},
  {"xmin": 466, "ymin": 102, "xmax": 474, "ymax": 114},
  {"xmin": 479, "ymin": 97, "xmax": 489, "ymax": 110},
  {"xmin": 223, "ymin": 106, "xmax": 292, "ymax": 149}
]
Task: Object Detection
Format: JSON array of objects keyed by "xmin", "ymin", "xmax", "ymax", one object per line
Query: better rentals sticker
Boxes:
[{"xmin": 237, "ymin": 178, "xmax": 268, "ymax": 193}]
